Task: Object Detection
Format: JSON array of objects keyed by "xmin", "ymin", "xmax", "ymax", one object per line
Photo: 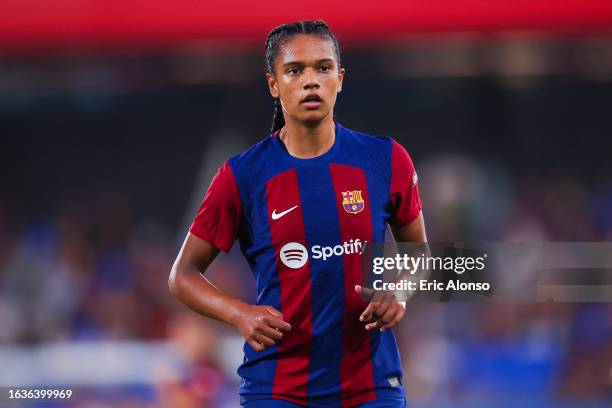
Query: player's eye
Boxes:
[
  {"xmin": 287, "ymin": 67, "xmax": 300, "ymax": 74},
  {"xmin": 320, "ymin": 65, "xmax": 330, "ymax": 72}
]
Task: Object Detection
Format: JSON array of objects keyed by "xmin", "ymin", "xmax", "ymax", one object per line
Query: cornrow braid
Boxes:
[{"xmin": 264, "ymin": 20, "xmax": 341, "ymax": 133}]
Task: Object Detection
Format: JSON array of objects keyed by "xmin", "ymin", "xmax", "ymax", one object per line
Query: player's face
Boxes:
[{"xmin": 266, "ymin": 34, "xmax": 345, "ymax": 126}]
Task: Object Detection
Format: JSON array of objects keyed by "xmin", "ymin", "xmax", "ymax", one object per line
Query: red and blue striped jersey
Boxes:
[{"xmin": 190, "ymin": 122, "xmax": 422, "ymax": 407}]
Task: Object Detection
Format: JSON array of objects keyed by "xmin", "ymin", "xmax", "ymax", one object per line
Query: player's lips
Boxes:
[{"xmin": 301, "ymin": 93, "xmax": 323, "ymax": 108}]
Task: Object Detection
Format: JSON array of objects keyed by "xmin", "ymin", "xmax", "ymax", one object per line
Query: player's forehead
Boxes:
[{"xmin": 277, "ymin": 34, "xmax": 337, "ymax": 67}]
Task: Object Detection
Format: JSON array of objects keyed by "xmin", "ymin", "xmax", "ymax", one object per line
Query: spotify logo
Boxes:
[{"xmin": 279, "ymin": 242, "xmax": 308, "ymax": 269}]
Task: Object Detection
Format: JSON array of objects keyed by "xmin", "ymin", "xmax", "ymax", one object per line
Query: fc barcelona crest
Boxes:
[{"xmin": 341, "ymin": 190, "xmax": 365, "ymax": 214}]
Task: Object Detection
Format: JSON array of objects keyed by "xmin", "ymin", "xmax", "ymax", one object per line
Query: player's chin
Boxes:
[{"xmin": 299, "ymin": 108, "xmax": 330, "ymax": 125}]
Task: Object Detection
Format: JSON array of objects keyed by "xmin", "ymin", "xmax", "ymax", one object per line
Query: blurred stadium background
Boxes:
[{"xmin": 1, "ymin": 1, "xmax": 612, "ymax": 407}]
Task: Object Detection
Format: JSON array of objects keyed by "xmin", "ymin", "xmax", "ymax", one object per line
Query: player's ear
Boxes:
[
  {"xmin": 266, "ymin": 73, "xmax": 280, "ymax": 98},
  {"xmin": 337, "ymin": 67, "xmax": 346, "ymax": 93}
]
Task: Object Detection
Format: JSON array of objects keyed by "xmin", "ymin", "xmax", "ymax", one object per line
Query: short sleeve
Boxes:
[
  {"xmin": 189, "ymin": 161, "xmax": 243, "ymax": 253},
  {"xmin": 388, "ymin": 138, "xmax": 422, "ymax": 226}
]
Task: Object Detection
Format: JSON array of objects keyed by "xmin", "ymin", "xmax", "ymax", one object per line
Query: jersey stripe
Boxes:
[
  {"xmin": 329, "ymin": 163, "xmax": 377, "ymax": 407},
  {"xmin": 266, "ymin": 168, "xmax": 313, "ymax": 404},
  {"xmin": 296, "ymin": 165, "xmax": 345, "ymax": 404}
]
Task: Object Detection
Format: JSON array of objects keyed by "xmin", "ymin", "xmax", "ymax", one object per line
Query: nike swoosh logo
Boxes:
[{"xmin": 272, "ymin": 205, "xmax": 298, "ymax": 220}]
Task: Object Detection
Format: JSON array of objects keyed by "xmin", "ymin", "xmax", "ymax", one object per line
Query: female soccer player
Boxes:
[{"xmin": 169, "ymin": 20, "xmax": 427, "ymax": 408}]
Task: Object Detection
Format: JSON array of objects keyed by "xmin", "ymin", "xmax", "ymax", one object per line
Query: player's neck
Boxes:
[{"xmin": 279, "ymin": 117, "xmax": 335, "ymax": 159}]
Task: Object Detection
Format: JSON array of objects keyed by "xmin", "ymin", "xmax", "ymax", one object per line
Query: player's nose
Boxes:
[{"xmin": 302, "ymin": 68, "xmax": 320, "ymax": 90}]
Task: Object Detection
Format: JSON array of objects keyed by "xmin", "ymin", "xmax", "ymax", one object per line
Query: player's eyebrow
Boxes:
[{"xmin": 282, "ymin": 58, "xmax": 335, "ymax": 68}]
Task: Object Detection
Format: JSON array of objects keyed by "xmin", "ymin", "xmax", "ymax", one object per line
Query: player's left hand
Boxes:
[{"xmin": 355, "ymin": 285, "xmax": 406, "ymax": 332}]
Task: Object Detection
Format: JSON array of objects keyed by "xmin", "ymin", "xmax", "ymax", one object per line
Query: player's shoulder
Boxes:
[
  {"xmin": 226, "ymin": 132, "xmax": 276, "ymax": 175},
  {"xmin": 339, "ymin": 123, "xmax": 410, "ymax": 160},
  {"xmin": 340, "ymin": 123, "xmax": 392, "ymax": 146},
  {"xmin": 346, "ymin": 124, "xmax": 416, "ymax": 155}
]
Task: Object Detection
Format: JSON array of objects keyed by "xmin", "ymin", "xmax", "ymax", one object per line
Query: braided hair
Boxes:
[{"xmin": 265, "ymin": 20, "xmax": 341, "ymax": 133}]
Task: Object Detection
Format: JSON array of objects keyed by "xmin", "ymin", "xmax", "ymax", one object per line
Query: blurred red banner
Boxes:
[{"xmin": 2, "ymin": 0, "xmax": 612, "ymax": 53}]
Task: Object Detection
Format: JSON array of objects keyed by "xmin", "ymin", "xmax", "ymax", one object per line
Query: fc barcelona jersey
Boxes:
[{"xmin": 190, "ymin": 122, "xmax": 422, "ymax": 407}]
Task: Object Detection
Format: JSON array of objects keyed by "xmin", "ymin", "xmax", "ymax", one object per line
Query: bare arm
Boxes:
[
  {"xmin": 169, "ymin": 232, "xmax": 238, "ymax": 324},
  {"xmin": 168, "ymin": 232, "xmax": 291, "ymax": 351},
  {"xmin": 356, "ymin": 211, "xmax": 428, "ymax": 331},
  {"xmin": 389, "ymin": 211, "xmax": 427, "ymax": 243}
]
